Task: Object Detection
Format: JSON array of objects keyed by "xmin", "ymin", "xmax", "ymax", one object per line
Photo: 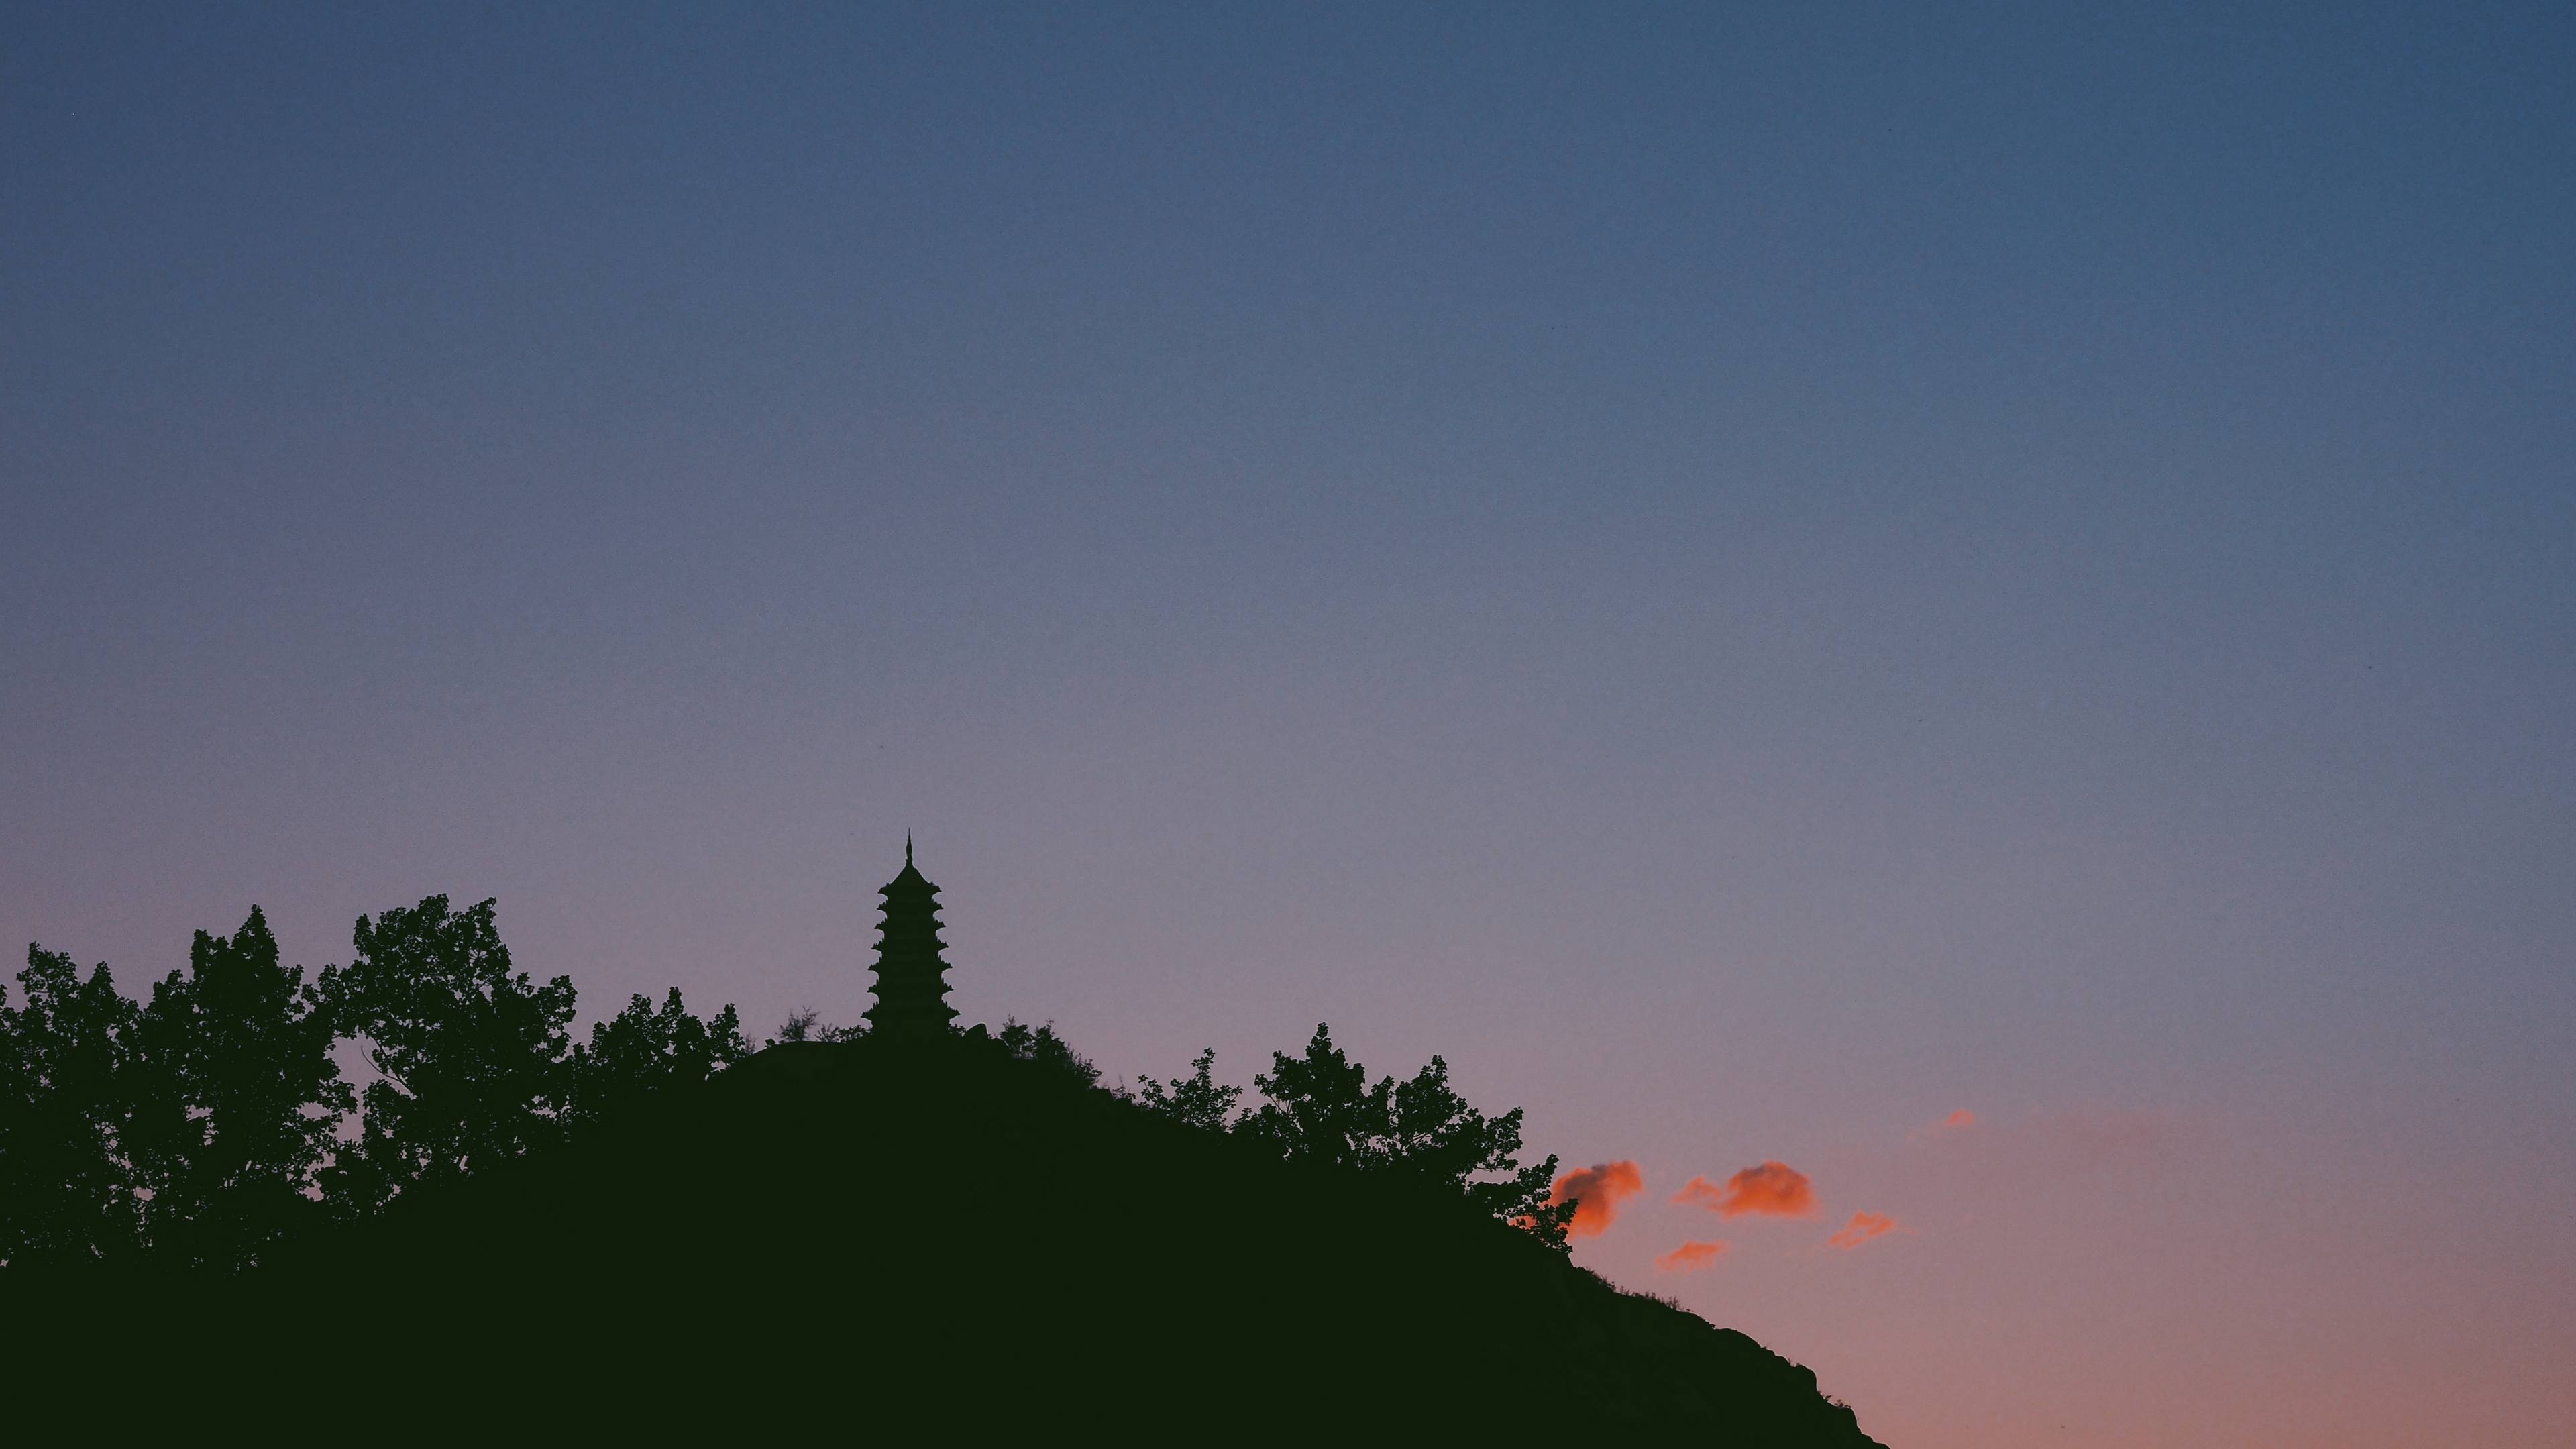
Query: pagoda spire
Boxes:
[{"xmin": 863, "ymin": 840, "xmax": 957, "ymax": 1040}]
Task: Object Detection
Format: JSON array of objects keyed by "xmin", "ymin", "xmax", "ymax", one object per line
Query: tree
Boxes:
[
  {"xmin": 1240, "ymin": 1024, "xmax": 1574, "ymax": 1252},
  {"xmin": 1381, "ymin": 1054, "xmax": 1572, "ymax": 1250},
  {"xmin": 121, "ymin": 906, "xmax": 352, "ymax": 1269},
  {"xmin": 769, "ymin": 1007, "xmax": 863, "ymax": 1045},
  {"xmin": 318, "ymin": 896, "xmax": 575, "ymax": 1216},
  {"xmin": 1237, "ymin": 1025, "xmax": 1383, "ymax": 1170},
  {"xmin": 991, "ymin": 1017, "xmax": 1100, "ymax": 1089},
  {"xmin": 1135, "ymin": 1049, "xmax": 1242, "ymax": 1133},
  {"xmin": 568, "ymin": 988, "xmax": 751, "ymax": 1128},
  {"xmin": 0, "ymin": 948, "xmax": 140, "ymax": 1267}
]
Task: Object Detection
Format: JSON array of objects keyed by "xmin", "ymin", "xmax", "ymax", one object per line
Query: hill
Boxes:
[{"xmin": 13, "ymin": 1034, "xmax": 1888, "ymax": 1440}]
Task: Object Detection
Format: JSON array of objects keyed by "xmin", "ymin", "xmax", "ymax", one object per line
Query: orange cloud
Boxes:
[
  {"xmin": 1828, "ymin": 1211, "xmax": 1900, "ymax": 1249},
  {"xmin": 1655, "ymin": 1240, "xmax": 1729, "ymax": 1273},
  {"xmin": 1940, "ymin": 1109, "xmax": 1976, "ymax": 1130},
  {"xmin": 1674, "ymin": 1161, "xmax": 1817, "ymax": 1219},
  {"xmin": 1548, "ymin": 1160, "xmax": 1644, "ymax": 1237}
]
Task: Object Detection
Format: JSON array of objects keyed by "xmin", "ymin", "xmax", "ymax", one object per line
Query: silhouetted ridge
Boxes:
[
  {"xmin": 3, "ymin": 853, "xmax": 1884, "ymax": 1439},
  {"xmin": 194, "ymin": 1029, "xmax": 1884, "ymax": 1440}
]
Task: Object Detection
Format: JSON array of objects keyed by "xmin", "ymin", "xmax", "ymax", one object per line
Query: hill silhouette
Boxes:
[
  {"xmin": 4, "ymin": 857, "xmax": 1888, "ymax": 1435},
  {"xmin": 101, "ymin": 1028, "xmax": 1882, "ymax": 1438}
]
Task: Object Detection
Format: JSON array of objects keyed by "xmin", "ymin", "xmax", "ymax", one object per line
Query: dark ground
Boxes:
[{"xmin": 7, "ymin": 1038, "xmax": 1888, "ymax": 1440}]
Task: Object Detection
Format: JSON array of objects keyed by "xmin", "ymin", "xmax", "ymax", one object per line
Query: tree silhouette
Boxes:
[
  {"xmin": 1382, "ymin": 1053, "xmax": 1572, "ymax": 1248},
  {"xmin": 769, "ymin": 1007, "xmax": 864, "ymax": 1045},
  {"xmin": 1238, "ymin": 1024, "xmax": 1381, "ymax": 1170},
  {"xmin": 991, "ymin": 1016, "xmax": 1100, "ymax": 1088},
  {"xmin": 318, "ymin": 896, "xmax": 575, "ymax": 1216},
  {"xmin": 7, "ymin": 893, "xmax": 1578, "ymax": 1275},
  {"xmin": 121, "ymin": 907, "xmax": 351, "ymax": 1269},
  {"xmin": 0, "ymin": 948, "xmax": 139, "ymax": 1267},
  {"xmin": 568, "ymin": 988, "xmax": 751, "ymax": 1129},
  {"xmin": 1134, "ymin": 1048, "xmax": 1242, "ymax": 1132},
  {"xmin": 1239, "ymin": 1024, "xmax": 1573, "ymax": 1250}
]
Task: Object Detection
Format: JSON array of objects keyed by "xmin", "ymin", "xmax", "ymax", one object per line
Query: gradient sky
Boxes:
[{"xmin": 6, "ymin": 5, "xmax": 2572, "ymax": 1443}]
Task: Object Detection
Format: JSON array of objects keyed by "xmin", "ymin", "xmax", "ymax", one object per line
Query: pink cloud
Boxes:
[
  {"xmin": 1548, "ymin": 1160, "xmax": 1644, "ymax": 1237},
  {"xmin": 1674, "ymin": 1161, "xmax": 1818, "ymax": 1219},
  {"xmin": 1828, "ymin": 1210, "xmax": 1900, "ymax": 1249},
  {"xmin": 1655, "ymin": 1240, "xmax": 1729, "ymax": 1273}
]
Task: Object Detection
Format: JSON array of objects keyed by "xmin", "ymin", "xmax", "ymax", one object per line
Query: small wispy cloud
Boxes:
[
  {"xmin": 1655, "ymin": 1240, "xmax": 1729, "ymax": 1273},
  {"xmin": 1827, "ymin": 1210, "xmax": 1900, "ymax": 1249},
  {"xmin": 1908, "ymin": 1108, "xmax": 1978, "ymax": 1143}
]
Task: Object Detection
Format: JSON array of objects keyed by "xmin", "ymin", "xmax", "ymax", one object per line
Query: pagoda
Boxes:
[{"xmin": 863, "ymin": 837, "xmax": 958, "ymax": 1040}]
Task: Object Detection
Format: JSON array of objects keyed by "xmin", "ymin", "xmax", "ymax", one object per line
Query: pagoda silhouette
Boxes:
[{"xmin": 863, "ymin": 837, "xmax": 958, "ymax": 1039}]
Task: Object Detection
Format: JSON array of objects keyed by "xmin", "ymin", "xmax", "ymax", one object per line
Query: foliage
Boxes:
[
  {"xmin": 318, "ymin": 895, "xmax": 577, "ymax": 1216},
  {"xmin": 122, "ymin": 907, "xmax": 352, "ymax": 1269},
  {"xmin": 568, "ymin": 988, "xmax": 751, "ymax": 1128},
  {"xmin": 1135, "ymin": 1048, "xmax": 1242, "ymax": 1133},
  {"xmin": 0, "ymin": 947, "xmax": 140, "ymax": 1267},
  {"xmin": 991, "ymin": 1016, "xmax": 1099, "ymax": 1089},
  {"xmin": 5, "ymin": 894, "xmax": 755, "ymax": 1263},
  {"xmin": 4, "ymin": 890, "xmax": 1578, "ymax": 1272},
  {"xmin": 770, "ymin": 1007, "xmax": 864, "ymax": 1044},
  {"xmin": 1236, "ymin": 1024, "xmax": 1381, "ymax": 1169},
  {"xmin": 1238, "ymin": 1024, "xmax": 1572, "ymax": 1252},
  {"xmin": 1383, "ymin": 1053, "xmax": 1572, "ymax": 1248}
]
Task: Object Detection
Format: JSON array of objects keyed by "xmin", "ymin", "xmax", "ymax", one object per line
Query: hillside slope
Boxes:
[
  {"xmin": 8, "ymin": 1035, "xmax": 1885, "ymax": 1438},
  {"xmin": 274, "ymin": 1036, "xmax": 1887, "ymax": 1440}
]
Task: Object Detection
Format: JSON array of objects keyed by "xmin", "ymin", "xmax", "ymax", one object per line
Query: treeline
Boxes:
[
  {"xmin": 7, "ymin": 897, "xmax": 1578, "ymax": 1271},
  {"xmin": 775, "ymin": 1010, "xmax": 1579, "ymax": 1250},
  {"xmin": 1127, "ymin": 1029, "xmax": 1580, "ymax": 1249},
  {"xmin": 1, "ymin": 895, "xmax": 746, "ymax": 1272}
]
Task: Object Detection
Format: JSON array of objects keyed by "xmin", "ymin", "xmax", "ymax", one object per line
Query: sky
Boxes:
[{"xmin": 5, "ymin": 3, "xmax": 2572, "ymax": 1442}]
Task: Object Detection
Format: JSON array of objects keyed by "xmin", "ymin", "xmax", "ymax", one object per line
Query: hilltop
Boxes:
[{"xmin": 196, "ymin": 1032, "xmax": 1888, "ymax": 1440}]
